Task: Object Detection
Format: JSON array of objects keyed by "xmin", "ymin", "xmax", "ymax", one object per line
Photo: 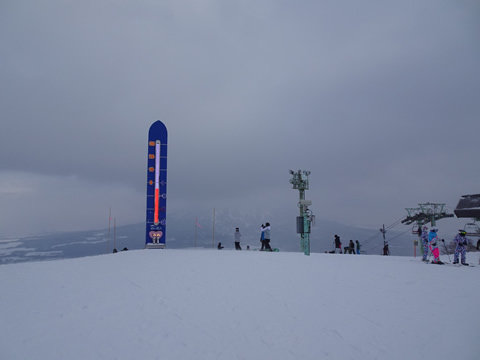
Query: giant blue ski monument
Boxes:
[{"xmin": 145, "ymin": 121, "xmax": 168, "ymax": 248}]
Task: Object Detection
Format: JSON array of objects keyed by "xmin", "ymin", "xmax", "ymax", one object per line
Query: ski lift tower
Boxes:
[
  {"xmin": 403, "ymin": 207, "xmax": 428, "ymax": 231},
  {"xmin": 418, "ymin": 202, "xmax": 454, "ymax": 226},
  {"xmin": 402, "ymin": 207, "xmax": 427, "ymax": 257},
  {"xmin": 289, "ymin": 170, "xmax": 315, "ymax": 256},
  {"xmin": 401, "ymin": 203, "xmax": 453, "ymax": 227}
]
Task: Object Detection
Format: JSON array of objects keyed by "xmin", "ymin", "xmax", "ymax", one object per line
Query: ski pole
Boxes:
[
  {"xmin": 441, "ymin": 239, "xmax": 451, "ymax": 262},
  {"xmin": 427, "ymin": 244, "xmax": 438, "ymax": 262}
]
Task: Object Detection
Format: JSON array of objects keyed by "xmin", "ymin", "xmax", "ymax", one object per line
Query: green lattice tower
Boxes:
[{"xmin": 289, "ymin": 170, "xmax": 313, "ymax": 255}]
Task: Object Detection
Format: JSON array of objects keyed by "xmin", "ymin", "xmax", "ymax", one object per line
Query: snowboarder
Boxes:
[
  {"xmin": 234, "ymin": 228, "xmax": 242, "ymax": 250},
  {"xmin": 453, "ymin": 229, "xmax": 469, "ymax": 265},
  {"xmin": 262, "ymin": 222, "xmax": 273, "ymax": 251},
  {"xmin": 334, "ymin": 235, "xmax": 342, "ymax": 254},
  {"xmin": 428, "ymin": 227, "xmax": 443, "ymax": 264},
  {"xmin": 355, "ymin": 240, "xmax": 361, "ymax": 254},
  {"xmin": 421, "ymin": 225, "xmax": 429, "ymax": 262}
]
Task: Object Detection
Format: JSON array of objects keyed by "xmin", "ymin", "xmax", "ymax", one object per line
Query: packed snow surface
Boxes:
[{"xmin": 0, "ymin": 249, "xmax": 479, "ymax": 360}]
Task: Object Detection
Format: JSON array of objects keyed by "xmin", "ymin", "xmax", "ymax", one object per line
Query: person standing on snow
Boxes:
[
  {"xmin": 260, "ymin": 224, "xmax": 266, "ymax": 251},
  {"xmin": 421, "ymin": 225, "xmax": 429, "ymax": 262},
  {"xmin": 383, "ymin": 242, "xmax": 390, "ymax": 256},
  {"xmin": 346, "ymin": 240, "xmax": 355, "ymax": 254},
  {"xmin": 262, "ymin": 222, "xmax": 273, "ymax": 251},
  {"xmin": 234, "ymin": 228, "xmax": 242, "ymax": 250},
  {"xmin": 334, "ymin": 234, "xmax": 342, "ymax": 254},
  {"xmin": 453, "ymin": 229, "xmax": 469, "ymax": 265},
  {"xmin": 355, "ymin": 240, "xmax": 361, "ymax": 254},
  {"xmin": 428, "ymin": 227, "xmax": 443, "ymax": 264}
]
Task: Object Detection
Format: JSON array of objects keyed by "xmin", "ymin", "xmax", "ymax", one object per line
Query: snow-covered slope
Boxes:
[{"xmin": 0, "ymin": 250, "xmax": 478, "ymax": 360}]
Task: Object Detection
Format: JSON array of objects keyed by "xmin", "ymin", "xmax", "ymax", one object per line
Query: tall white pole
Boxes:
[
  {"xmin": 107, "ymin": 206, "xmax": 111, "ymax": 253},
  {"xmin": 113, "ymin": 217, "xmax": 116, "ymax": 251},
  {"xmin": 212, "ymin": 208, "xmax": 216, "ymax": 248}
]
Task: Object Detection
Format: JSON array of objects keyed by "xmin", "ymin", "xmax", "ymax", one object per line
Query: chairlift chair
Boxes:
[
  {"xmin": 462, "ymin": 221, "xmax": 480, "ymax": 250},
  {"xmin": 463, "ymin": 222, "xmax": 480, "ymax": 237}
]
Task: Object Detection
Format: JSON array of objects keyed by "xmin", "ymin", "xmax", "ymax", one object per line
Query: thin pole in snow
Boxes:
[
  {"xmin": 107, "ymin": 206, "xmax": 111, "ymax": 254},
  {"xmin": 212, "ymin": 208, "xmax": 216, "ymax": 248}
]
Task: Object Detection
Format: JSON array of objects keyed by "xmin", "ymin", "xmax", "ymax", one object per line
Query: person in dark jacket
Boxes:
[
  {"xmin": 355, "ymin": 240, "xmax": 361, "ymax": 254},
  {"xmin": 334, "ymin": 235, "xmax": 342, "ymax": 254},
  {"xmin": 217, "ymin": 242, "xmax": 224, "ymax": 250},
  {"xmin": 345, "ymin": 240, "xmax": 355, "ymax": 254},
  {"xmin": 383, "ymin": 243, "xmax": 390, "ymax": 256}
]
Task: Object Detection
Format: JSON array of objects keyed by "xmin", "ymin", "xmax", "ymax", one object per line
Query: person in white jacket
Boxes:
[
  {"xmin": 262, "ymin": 223, "xmax": 272, "ymax": 251},
  {"xmin": 234, "ymin": 228, "xmax": 242, "ymax": 250}
]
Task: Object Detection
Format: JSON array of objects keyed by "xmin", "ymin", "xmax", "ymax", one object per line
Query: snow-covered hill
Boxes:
[{"xmin": 0, "ymin": 249, "xmax": 478, "ymax": 360}]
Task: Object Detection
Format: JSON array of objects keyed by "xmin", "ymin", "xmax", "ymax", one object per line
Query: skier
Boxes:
[
  {"xmin": 263, "ymin": 222, "xmax": 273, "ymax": 251},
  {"xmin": 334, "ymin": 234, "xmax": 342, "ymax": 254},
  {"xmin": 453, "ymin": 229, "xmax": 469, "ymax": 265},
  {"xmin": 355, "ymin": 240, "xmax": 361, "ymax": 254},
  {"xmin": 421, "ymin": 225, "xmax": 429, "ymax": 262},
  {"xmin": 428, "ymin": 227, "xmax": 443, "ymax": 264},
  {"xmin": 234, "ymin": 228, "xmax": 242, "ymax": 250}
]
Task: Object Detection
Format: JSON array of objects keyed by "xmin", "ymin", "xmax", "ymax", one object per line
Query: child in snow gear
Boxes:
[
  {"xmin": 453, "ymin": 230, "xmax": 469, "ymax": 265},
  {"xmin": 234, "ymin": 228, "xmax": 242, "ymax": 250},
  {"xmin": 428, "ymin": 227, "xmax": 443, "ymax": 264},
  {"xmin": 421, "ymin": 226, "xmax": 429, "ymax": 261},
  {"xmin": 217, "ymin": 242, "xmax": 224, "ymax": 250}
]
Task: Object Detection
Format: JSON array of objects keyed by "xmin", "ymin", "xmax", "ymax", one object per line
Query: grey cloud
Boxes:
[{"xmin": 0, "ymin": 0, "xmax": 479, "ymax": 236}]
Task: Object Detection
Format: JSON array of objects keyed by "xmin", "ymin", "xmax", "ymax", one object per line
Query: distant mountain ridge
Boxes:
[{"xmin": 0, "ymin": 209, "xmax": 416, "ymax": 265}]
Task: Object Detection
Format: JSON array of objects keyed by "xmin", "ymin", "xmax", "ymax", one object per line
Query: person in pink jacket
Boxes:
[{"xmin": 428, "ymin": 227, "xmax": 443, "ymax": 264}]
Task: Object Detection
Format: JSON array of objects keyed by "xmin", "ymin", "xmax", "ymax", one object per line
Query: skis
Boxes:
[{"xmin": 426, "ymin": 261, "xmax": 474, "ymax": 267}]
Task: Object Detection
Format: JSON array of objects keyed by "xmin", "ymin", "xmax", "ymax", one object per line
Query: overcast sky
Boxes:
[{"xmin": 1, "ymin": 0, "xmax": 479, "ymax": 237}]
